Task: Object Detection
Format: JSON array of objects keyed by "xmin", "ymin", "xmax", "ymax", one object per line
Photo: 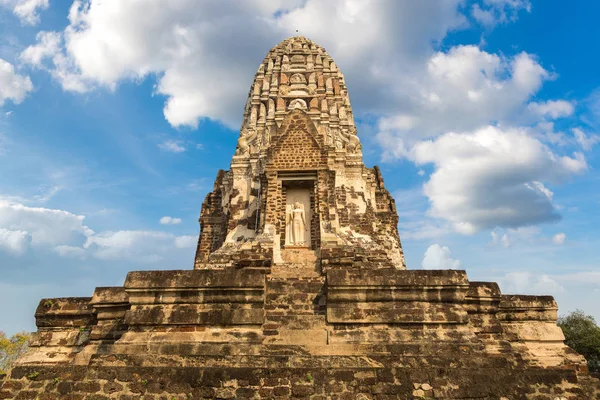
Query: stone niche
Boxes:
[{"xmin": 280, "ymin": 173, "xmax": 318, "ymax": 250}]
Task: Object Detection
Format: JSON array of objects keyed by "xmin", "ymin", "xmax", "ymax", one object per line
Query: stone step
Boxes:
[
  {"xmin": 266, "ymin": 279, "xmax": 325, "ymax": 293},
  {"xmin": 265, "ymin": 305, "xmax": 326, "ymax": 316},
  {"xmin": 265, "ymin": 298, "xmax": 326, "ymax": 313},
  {"xmin": 263, "ymin": 328, "xmax": 328, "ymax": 345},
  {"xmin": 270, "ymin": 263, "xmax": 322, "ymax": 278},
  {"xmin": 264, "ymin": 315, "xmax": 326, "ymax": 330},
  {"xmin": 281, "ymin": 248, "xmax": 317, "ymax": 262}
]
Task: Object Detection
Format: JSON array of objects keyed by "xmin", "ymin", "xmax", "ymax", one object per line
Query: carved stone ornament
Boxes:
[
  {"xmin": 235, "ymin": 127, "xmax": 258, "ymax": 156},
  {"xmin": 290, "ymin": 73, "xmax": 307, "ymax": 84},
  {"xmin": 289, "ymin": 98, "xmax": 307, "ymax": 111},
  {"xmin": 279, "ymin": 85, "xmax": 290, "ymax": 96}
]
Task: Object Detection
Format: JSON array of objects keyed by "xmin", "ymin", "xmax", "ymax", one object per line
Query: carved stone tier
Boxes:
[
  {"xmin": 498, "ymin": 295, "xmax": 587, "ymax": 370},
  {"xmin": 17, "ymin": 298, "xmax": 96, "ymax": 365},
  {"xmin": 8, "ymin": 267, "xmax": 599, "ymax": 398},
  {"xmin": 327, "ymin": 269, "xmax": 475, "ymax": 343},
  {"xmin": 89, "ymin": 287, "xmax": 129, "ymax": 344},
  {"xmin": 194, "ymin": 36, "xmax": 404, "ymax": 270},
  {"xmin": 118, "ymin": 270, "xmax": 265, "ymax": 345}
]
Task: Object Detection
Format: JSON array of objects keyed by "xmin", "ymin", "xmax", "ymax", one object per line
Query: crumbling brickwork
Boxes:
[{"xmin": 194, "ymin": 36, "xmax": 405, "ymax": 270}]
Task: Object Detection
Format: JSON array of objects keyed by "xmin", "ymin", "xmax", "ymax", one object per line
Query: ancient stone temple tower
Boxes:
[
  {"xmin": 3, "ymin": 37, "xmax": 599, "ymax": 399},
  {"xmin": 194, "ymin": 36, "xmax": 404, "ymax": 271}
]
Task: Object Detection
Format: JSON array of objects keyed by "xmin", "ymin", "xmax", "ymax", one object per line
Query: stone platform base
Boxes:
[
  {"xmin": 2, "ymin": 354, "xmax": 600, "ymax": 399},
  {"xmin": 5, "ymin": 259, "xmax": 600, "ymax": 398}
]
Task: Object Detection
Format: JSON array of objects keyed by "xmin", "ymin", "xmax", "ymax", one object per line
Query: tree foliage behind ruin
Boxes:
[
  {"xmin": 558, "ymin": 310, "xmax": 600, "ymax": 373},
  {"xmin": 0, "ymin": 331, "xmax": 31, "ymax": 374}
]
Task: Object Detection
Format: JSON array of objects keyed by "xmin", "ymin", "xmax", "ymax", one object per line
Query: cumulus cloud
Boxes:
[
  {"xmin": 0, "ymin": 199, "xmax": 196, "ymax": 264},
  {"xmin": 84, "ymin": 230, "xmax": 195, "ymax": 263},
  {"xmin": 528, "ymin": 100, "xmax": 574, "ymax": 119},
  {"xmin": 501, "ymin": 271, "xmax": 564, "ymax": 295},
  {"xmin": 13, "ymin": 0, "xmax": 49, "ymax": 25},
  {"xmin": 174, "ymin": 235, "xmax": 196, "ymax": 249},
  {"xmin": 377, "ymin": 46, "xmax": 553, "ymax": 157},
  {"xmin": 53, "ymin": 244, "xmax": 86, "ymax": 258},
  {"xmin": 490, "ymin": 226, "xmax": 541, "ymax": 248},
  {"xmin": 0, "ymin": 200, "xmax": 93, "ymax": 247},
  {"xmin": 552, "ymin": 232, "xmax": 566, "ymax": 245},
  {"xmin": 15, "ymin": 1, "xmax": 556, "ymax": 138},
  {"xmin": 0, "ymin": 58, "xmax": 33, "ymax": 106},
  {"xmin": 13, "ymin": 1, "xmax": 584, "ymax": 237},
  {"xmin": 421, "ymin": 244, "xmax": 461, "ymax": 269},
  {"xmin": 572, "ymin": 128, "xmax": 600, "ymax": 151},
  {"xmin": 20, "ymin": 31, "xmax": 62, "ymax": 66},
  {"xmin": 409, "ymin": 126, "xmax": 587, "ymax": 234},
  {"xmin": 159, "ymin": 216, "xmax": 181, "ymax": 225},
  {"xmin": 490, "ymin": 231, "xmax": 511, "ymax": 248},
  {"xmin": 0, "ymin": 228, "xmax": 31, "ymax": 255},
  {"xmin": 158, "ymin": 140, "xmax": 185, "ymax": 153},
  {"xmin": 471, "ymin": 0, "xmax": 531, "ymax": 27},
  {"xmin": 18, "ymin": 0, "xmax": 468, "ymax": 128},
  {"xmin": 0, "ymin": 0, "xmax": 49, "ymax": 25}
]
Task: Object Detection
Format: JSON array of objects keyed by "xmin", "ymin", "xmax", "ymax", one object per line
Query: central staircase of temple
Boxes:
[{"xmin": 263, "ymin": 248, "xmax": 328, "ymax": 345}]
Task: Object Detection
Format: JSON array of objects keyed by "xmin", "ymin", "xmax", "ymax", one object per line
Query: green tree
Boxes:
[
  {"xmin": 0, "ymin": 331, "xmax": 31, "ymax": 375},
  {"xmin": 557, "ymin": 310, "xmax": 600, "ymax": 373}
]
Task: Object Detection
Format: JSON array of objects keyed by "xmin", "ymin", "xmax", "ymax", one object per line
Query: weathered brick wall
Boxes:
[
  {"xmin": 195, "ymin": 170, "xmax": 228, "ymax": 265},
  {"xmin": 3, "ymin": 362, "xmax": 600, "ymax": 399},
  {"xmin": 267, "ymin": 111, "xmax": 327, "ymax": 171}
]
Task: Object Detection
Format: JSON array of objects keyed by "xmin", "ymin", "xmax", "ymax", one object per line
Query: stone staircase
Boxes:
[{"xmin": 263, "ymin": 248, "xmax": 328, "ymax": 345}]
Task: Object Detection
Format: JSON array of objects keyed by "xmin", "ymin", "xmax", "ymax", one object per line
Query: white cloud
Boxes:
[
  {"xmin": 490, "ymin": 231, "xmax": 511, "ymax": 248},
  {"xmin": 0, "ymin": 58, "xmax": 33, "ymax": 106},
  {"xmin": 421, "ymin": 244, "xmax": 461, "ymax": 269},
  {"xmin": 393, "ymin": 188, "xmax": 451, "ymax": 241},
  {"xmin": 471, "ymin": 0, "xmax": 531, "ymax": 27},
  {"xmin": 489, "ymin": 226, "xmax": 543, "ymax": 248},
  {"xmin": 0, "ymin": 200, "xmax": 93, "ymax": 247},
  {"xmin": 555, "ymin": 271, "xmax": 600, "ymax": 285},
  {"xmin": 572, "ymin": 128, "xmax": 600, "ymax": 151},
  {"xmin": 471, "ymin": 4, "xmax": 495, "ymax": 26},
  {"xmin": 501, "ymin": 271, "xmax": 564, "ymax": 295},
  {"xmin": 0, "ymin": 228, "xmax": 31, "ymax": 254},
  {"xmin": 409, "ymin": 126, "xmax": 587, "ymax": 234},
  {"xmin": 84, "ymin": 230, "xmax": 195, "ymax": 263},
  {"xmin": 159, "ymin": 216, "xmax": 181, "ymax": 225},
  {"xmin": 174, "ymin": 235, "xmax": 196, "ymax": 249},
  {"xmin": 0, "ymin": 0, "xmax": 49, "ymax": 25},
  {"xmin": 552, "ymin": 232, "xmax": 566, "ymax": 245},
  {"xmin": 14, "ymin": 1, "xmax": 548, "ymax": 140},
  {"xmin": 13, "ymin": 1, "xmax": 582, "ymax": 238},
  {"xmin": 400, "ymin": 220, "xmax": 451, "ymax": 240},
  {"xmin": 376, "ymin": 46, "xmax": 553, "ymax": 158},
  {"xmin": 0, "ymin": 199, "xmax": 196, "ymax": 264},
  {"xmin": 158, "ymin": 140, "xmax": 185, "ymax": 153},
  {"xmin": 13, "ymin": 0, "xmax": 49, "ymax": 25},
  {"xmin": 18, "ymin": 0, "xmax": 468, "ymax": 128},
  {"xmin": 20, "ymin": 31, "xmax": 62, "ymax": 66},
  {"xmin": 528, "ymin": 99, "xmax": 574, "ymax": 119},
  {"xmin": 53, "ymin": 244, "xmax": 86, "ymax": 258}
]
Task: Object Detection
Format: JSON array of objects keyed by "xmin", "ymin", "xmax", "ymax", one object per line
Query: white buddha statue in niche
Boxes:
[{"xmin": 288, "ymin": 199, "xmax": 307, "ymax": 246}]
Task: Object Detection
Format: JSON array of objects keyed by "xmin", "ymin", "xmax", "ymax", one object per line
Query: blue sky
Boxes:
[{"xmin": 0, "ymin": 0, "xmax": 599, "ymax": 335}]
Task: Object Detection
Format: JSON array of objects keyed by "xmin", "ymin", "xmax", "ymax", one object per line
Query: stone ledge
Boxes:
[
  {"xmin": 125, "ymin": 269, "xmax": 265, "ymax": 289},
  {"xmin": 34, "ymin": 297, "xmax": 96, "ymax": 329},
  {"xmin": 327, "ymin": 269, "xmax": 469, "ymax": 287}
]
